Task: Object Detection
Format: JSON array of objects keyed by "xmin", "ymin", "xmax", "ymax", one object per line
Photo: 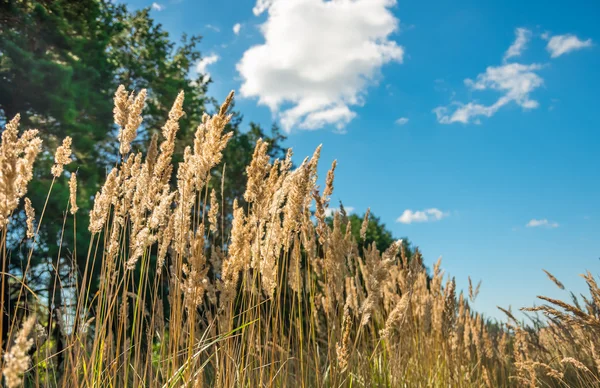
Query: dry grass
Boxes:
[{"xmin": 0, "ymin": 87, "xmax": 599, "ymax": 387}]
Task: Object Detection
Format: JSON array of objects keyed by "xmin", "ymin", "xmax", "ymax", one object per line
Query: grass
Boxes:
[{"xmin": 0, "ymin": 87, "xmax": 599, "ymax": 387}]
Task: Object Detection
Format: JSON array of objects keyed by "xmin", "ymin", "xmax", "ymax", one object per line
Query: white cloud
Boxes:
[
  {"xmin": 205, "ymin": 24, "xmax": 221, "ymax": 32},
  {"xmin": 435, "ymin": 63, "xmax": 543, "ymax": 124},
  {"xmin": 435, "ymin": 28, "xmax": 595, "ymax": 124},
  {"xmin": 546, "ymin": 34, "xmax": 592, "ymax": 58},
  {"xmin": 325, "ymin": 206, "xmax": 355, "ymax": 217},
  {"xmin": 435, "ymin": 26, "xmax": 545, "ymax": 127},
  {"xmin": 195, "ymin": 54, "xmax": 220, "ymax": 83},
  {"xmin": 233, "ymin": 23, "xmax": 242, "ymax": 35},
  {"xmin": 526, "ymin": 219, "xmax": 559, "ymax": 228},
  {"xmin": 504, "ymin": 28, "xmax": 532, "ymax": 61},
  {"xmin": 435, "ymin": 28, "xmax": 592, "ymax": 124},
  {"xmin": 396, "ymin": 208, "xmax": 448, "ymax": 224},
  {"xmin": 395, "ymin": 117, "xmax": 409, "ymax": 125},
  {"xmin": 238, "ymin": 0, "xmax": 404, "ymax": 132},
  {"xmin": 151, "ymin": 2, "xmax": 164, "ymax": 11},
  {"xmin": 253, "ymin": 0, "xmax": 275, "ymax": 15}
]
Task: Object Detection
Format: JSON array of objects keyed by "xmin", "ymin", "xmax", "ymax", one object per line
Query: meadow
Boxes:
[{"xmin": 1, "ymin": 87, "xmax": 599, "ymax": 387}]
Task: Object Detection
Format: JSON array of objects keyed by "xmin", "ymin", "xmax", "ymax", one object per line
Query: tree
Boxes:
[
  {"xmin": 107, "ymin": 6, "xmax": 289, "ymax": 211},
  {"xmin": 331, "ymin": 206, "xmax": 409, "ymax": 253},
  {"xmin": 0, "ymin": 0, "xmax": 289, "ymax": 354},
  {"xmin": 336, "ymin": 209, "xmax": 428, "ymax": 282},
  {"xmin": 0, "ymin": 0, "xmax": 118, "ymax": 351},
  {"xmin": 107, "ymin": 6, "xmax": 210, "ymax": 158}
]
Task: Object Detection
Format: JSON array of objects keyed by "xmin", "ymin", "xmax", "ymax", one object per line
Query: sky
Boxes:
[{"xmin": 125, "ymin": 0, "xmax": 599, "ymax": 320}]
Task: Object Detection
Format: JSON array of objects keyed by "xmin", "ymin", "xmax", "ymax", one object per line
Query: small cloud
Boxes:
[
  {"xmin": 253, "ymin": 0, "xmax": 275, "ymax": 16},
  {"xmin": 503, "ymin": 28, "xmax": 532, "ymax": 62},
  {"xmin": 545, "ymin": 34, "xmax": 592, "ymax": 58},
  {"xmin": 195, "ymin": 54, "xmax": 220, "ymax": 83},
  {"xmin": 526, "ymin": 219, "xmax": 559, "ymax": 228},
  {"xmin": 205, "ymin": 24, "xmax": 221, "ymax": 33},
  {"xmin": 325, "ymin": 206, "xmax": 355, "ymax": 217},
  {"xmin": 395, "ymin": 117, "xmax": 409, "ymax": 126},
  {"xmin": 151, "ymin": 2, "xmax": 164, "ymax": 11},
  {"xmin": 233, "ymin": 23, "xmax": 242, "ymax": 35},
  {"xmin": 396, "ymin": 208, "xmax": 448, "ymax": 224}
]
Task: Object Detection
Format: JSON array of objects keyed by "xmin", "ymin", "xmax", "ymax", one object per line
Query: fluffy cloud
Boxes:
[
  {"xmin": 526, "ymin": 219, "xmax": 559, "ymax": 228},
  {"xmin": 395, "ymin": 117, "xmax": 409, "ymax": 125},
  {"xmin": 503, "ymin": 28, "xmax": 532, "ymax": 61},
  {"xmin": 195, "ymin": 54, "xmax": 220, "ymax": 82},
  {"xmin": 233, "ymin": 23, "xmax": 242, "ymax": 35},
  {"xmin": 434, "ymin": 28, "xmax": 544, "ymax": 125},
  {"xmin": 396, "ymin": 208, "xmax": 448, "ymax": 224},
  {"xmin": 546, "ymin": 34, "xmax": 593, "ymax": 58},
  {"xmin": 434, "ymin": 63, "xmax": 543, "ymax": 124},
  {"xmin": 151, "ymin": 2, "xmax": 164, "ymax": 11},
  {"xmin": 435, "ymin": 27, "xmax": 594, "ymax": 124},
  {"xmin": 237, "ymin": 0, "xmax": 404, "ymax": 132}
]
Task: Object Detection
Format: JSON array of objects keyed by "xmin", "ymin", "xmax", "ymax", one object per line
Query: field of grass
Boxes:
[{"xmin": 1, "ymin": 87, "xmax": 599, "ymax": 387}]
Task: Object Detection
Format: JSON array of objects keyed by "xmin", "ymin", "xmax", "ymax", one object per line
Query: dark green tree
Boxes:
[
  {"xmin": 0, "ymin": 0, "xmax": 122, "ymax": 357},
  {"xmin": 107, "ymin": 6, "xmax": 209, "ymax": 157},
  {"xmin": 0, "ymin": 1, "xmax": 290, "ymax": 354},
  {"xmin": 332, "ymin": 207, "xmax": 410, "ymax": 254},
  {"xmin": 106, "ymin": 7, "xmax": 289, "ymax": 220},
  {"xmin": 0, "ymin": 0, "xmax": 118, "ymax": 237}
]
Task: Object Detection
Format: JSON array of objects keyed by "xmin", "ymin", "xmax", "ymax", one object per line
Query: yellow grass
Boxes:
[{"xmin": 1, "ymin": 87, "xmax": 599, "ymax": 387}]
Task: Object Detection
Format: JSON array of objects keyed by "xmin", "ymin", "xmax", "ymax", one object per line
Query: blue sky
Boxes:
[{"xmin": 124, "ymin": 0, "xmax": 599, "ymax": 320}]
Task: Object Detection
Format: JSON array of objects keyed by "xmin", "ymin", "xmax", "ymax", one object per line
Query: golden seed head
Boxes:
[
  {"xmin": 3, "ymin": 315, "xmax": 36, "ymax": 388},
  {"xmin": 24, "ymin": 197, "xmax": 35, "ymax": 239},
  {"xmin": 69, "ymin": 174, "xmax": 78, "ymax": 214},
  {"xmin": 51, "ymin": 136, "xmax": 73, "ymax": 177},
  {"xmin": 360, "ymin": 208, "xmax": 370, "ymax": 240}
]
